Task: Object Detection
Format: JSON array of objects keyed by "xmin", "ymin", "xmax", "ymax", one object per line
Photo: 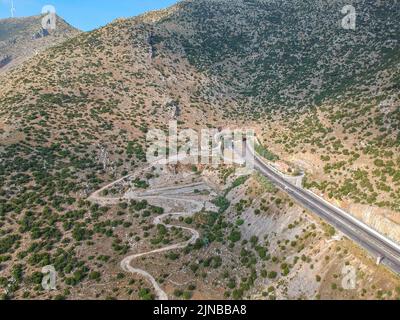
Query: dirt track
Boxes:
[{"xmin": 89, "ymin": 168, "xmax": 214, "ymax": 300}]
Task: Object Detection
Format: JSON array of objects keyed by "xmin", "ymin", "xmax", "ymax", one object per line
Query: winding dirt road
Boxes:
[
  {"xmin": 87, "ymin": 132, "xmax": 240, "ymax": 299},
  {"xmin": 89, "ymin": 169, "xmax": 206, "ymax": 300},
  {"xmin": 120, "ymin": 201, "xmax": 202, "ymax": 300}
]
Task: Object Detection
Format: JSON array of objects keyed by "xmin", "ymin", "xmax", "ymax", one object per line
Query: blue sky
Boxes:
[{"xmin": 0, "ymin": 0, "xmax": 179, "ymax": 31}]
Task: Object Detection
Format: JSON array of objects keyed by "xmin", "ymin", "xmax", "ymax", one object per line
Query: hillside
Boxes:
[
  {"xmin": 0, "ymin": 0, "xmax": 399, "ymax": 300},
  {"xmin": 0, "ymin": 14, "xmax": 80, "ymax": 73},
  {"xmin": 172, "ymin": 0, "xmax": 398, "ymax": 111}
]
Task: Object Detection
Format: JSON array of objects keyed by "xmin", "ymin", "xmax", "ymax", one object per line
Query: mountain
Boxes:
[
  {"xmin": 152, "ymin": 0, "xmax": 399, "ymax": 113},
  {"xmin": 0, "ymin": 14, "xmax": 80, "ymax": 73},
  {"xmin": 0, "ymin": 0, "xmax": 399, "ymax": 300}
]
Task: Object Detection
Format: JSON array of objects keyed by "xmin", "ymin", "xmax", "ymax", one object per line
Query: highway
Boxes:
[{"xmin": 246, "ymin": 146, "xmax": 400, "ymax": 275}]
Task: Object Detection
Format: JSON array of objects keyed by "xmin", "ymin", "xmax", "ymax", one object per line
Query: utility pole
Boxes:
[{"xmin": 11, "ymin": 0, "xmax": 16, "ymax": 18}]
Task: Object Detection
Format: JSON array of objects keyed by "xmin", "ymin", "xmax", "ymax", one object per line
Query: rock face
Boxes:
[
  {"xmin": 349, "ymin": 204, "xmax": 400, "ymax": 244},
  {"xmin": 0, "ymin": 14, "xmax": 80, "ymax": 73}
]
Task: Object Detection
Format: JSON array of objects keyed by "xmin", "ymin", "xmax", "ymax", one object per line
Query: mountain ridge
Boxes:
[{"xmin": 0, "ymin": 13, "xmax": 80, "ymax": 73}]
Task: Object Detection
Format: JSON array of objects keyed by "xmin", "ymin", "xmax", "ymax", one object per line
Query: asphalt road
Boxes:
[{"xmin": 250, "ymin": 150, "xmax": 400, "ymax": 275}]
